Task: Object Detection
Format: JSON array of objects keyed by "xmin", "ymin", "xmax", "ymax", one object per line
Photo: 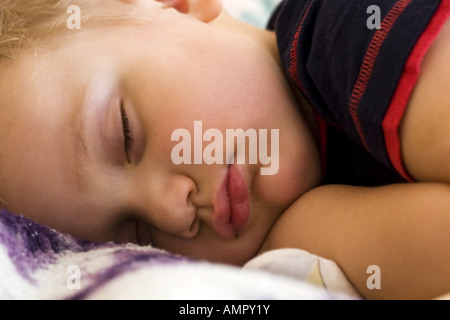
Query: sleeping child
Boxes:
[{"xmin": 0, "ymin": 0, "xmax": 449, "ymax": 300}]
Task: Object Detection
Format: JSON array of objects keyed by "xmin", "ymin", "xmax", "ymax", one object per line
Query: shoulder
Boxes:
[
  {"xmin": 259, "ymin": 184, "xmax": 356, "ymax": 259},
  {"xmin": 401, "ymin": 18, "xmax": 450, "ymax": 183}
]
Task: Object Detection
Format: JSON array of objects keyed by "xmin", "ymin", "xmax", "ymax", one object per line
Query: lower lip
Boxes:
[{"xmin": 214, "ymin": 165, "xmax": 250, "ymax": 238}]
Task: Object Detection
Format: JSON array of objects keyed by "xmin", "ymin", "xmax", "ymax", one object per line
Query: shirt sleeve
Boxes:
[{"xmin": 272, "ymin": 0, "xmax": 450, "ymax": 181}]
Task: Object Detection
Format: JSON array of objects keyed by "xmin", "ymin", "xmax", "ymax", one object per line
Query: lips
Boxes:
[{"xmin": 213, "ymin": 165, "xmax": 250, "ymax": 238}]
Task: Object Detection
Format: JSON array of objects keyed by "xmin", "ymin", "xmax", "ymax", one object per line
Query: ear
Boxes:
[{"xmin": 155, "ymin": 0, "xmax": 223, "ymax": 23}]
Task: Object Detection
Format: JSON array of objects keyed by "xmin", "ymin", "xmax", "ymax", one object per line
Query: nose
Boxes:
[{"xmin": 142, "ymin": 173, "xmax": 199, "ymax": 239}]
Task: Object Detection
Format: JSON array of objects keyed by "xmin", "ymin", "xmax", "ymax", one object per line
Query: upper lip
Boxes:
[{"xmin": 212, "ymin": 165, "xmax": 250, "ymax": 238}]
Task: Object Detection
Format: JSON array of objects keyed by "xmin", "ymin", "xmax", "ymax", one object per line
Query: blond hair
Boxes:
[{"xmin": 0, "ymin": 0, "xmax": 152, "ymax": 62}]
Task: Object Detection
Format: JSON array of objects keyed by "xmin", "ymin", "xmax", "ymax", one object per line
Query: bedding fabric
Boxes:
[{"xmin": 0, "ymin": 209, "xmax": 359, "ymax": 300}]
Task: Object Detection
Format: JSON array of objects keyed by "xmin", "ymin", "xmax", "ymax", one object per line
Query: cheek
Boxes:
[{"xmin": 253, "ymin": 126, "xmax": 322, "ymax": 209}]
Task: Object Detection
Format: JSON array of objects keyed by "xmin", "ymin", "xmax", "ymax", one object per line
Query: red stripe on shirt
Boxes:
[
  {"xmin": 382, "ymin": 0, "xmax": 450, "ymax": 182},
  {"xmin": 349, "ymin": 0, "xmax": 412, "ymax": 152},
  {"xmin": 289, "ymin": 0, "xmax": 315, "ymax": 94}
]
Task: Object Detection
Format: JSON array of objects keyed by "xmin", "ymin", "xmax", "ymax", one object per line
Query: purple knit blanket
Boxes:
[{"xmin": 0, "ymin": 209, "xmax": 336, "ymax": 300}]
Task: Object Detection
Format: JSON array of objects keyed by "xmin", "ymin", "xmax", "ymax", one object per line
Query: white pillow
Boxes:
[{"xmin": 244, "ymin": 249, "xmax": 363, "ymax": 299}]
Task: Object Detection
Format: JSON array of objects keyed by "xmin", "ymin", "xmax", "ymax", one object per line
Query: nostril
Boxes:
[{"xmin": 187, "ymin": 191, "xmax": 192, "ymax": 208}]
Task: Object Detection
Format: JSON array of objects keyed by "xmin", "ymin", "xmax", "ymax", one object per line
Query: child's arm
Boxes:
[{"xmin": 261, "ymin": 183, "xmax": 450, "ymax": 300}]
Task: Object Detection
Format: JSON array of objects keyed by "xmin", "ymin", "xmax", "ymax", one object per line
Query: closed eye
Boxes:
[{"xmin": 120, "ymin": 101, "xmax": 133, "ymax": 164}]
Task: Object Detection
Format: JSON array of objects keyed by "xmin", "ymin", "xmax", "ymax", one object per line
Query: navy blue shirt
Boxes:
[{"xmin": 269, "ymin": 0, "xmax": 450, "ymax": 186}]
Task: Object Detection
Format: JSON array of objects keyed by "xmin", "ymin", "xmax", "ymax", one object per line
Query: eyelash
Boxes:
[{"xmin": 120, "ymin": 102, "xmax": 133, "ymax": 163}]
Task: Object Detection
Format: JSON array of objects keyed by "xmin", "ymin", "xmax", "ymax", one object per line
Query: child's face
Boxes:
[{"xmin": 0, "ymin": 2, "xmax": 320, "ymax": 265}]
